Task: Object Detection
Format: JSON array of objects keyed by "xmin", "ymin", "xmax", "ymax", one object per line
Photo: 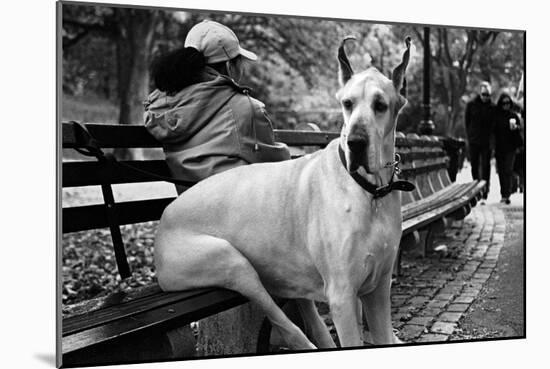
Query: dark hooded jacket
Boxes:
[
  {"xmin": 144, "ymin": 68, "xmax": 290, "ymax": 191},
  {"xmin": 494, "ymin": 93, "xmax": 523, "ymax": 153},
  {"xmin": 465, "ymin": 95, "xmax": 496, "ymax": 146}
]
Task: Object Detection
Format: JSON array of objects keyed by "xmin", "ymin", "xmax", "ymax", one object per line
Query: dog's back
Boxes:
[{"xmin": 156, "ymin": 142, "xmax": 333, "ymax": 300}]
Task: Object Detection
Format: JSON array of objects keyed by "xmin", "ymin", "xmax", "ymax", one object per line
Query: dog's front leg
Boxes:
[
  {"xmin": 326, "ymin": 285, "xmax": 363, "ymax": 347},
  {"xmin": 360, "ymin": 272, "xmax": 401, "ymax": 344},
  {"xmin": 296, "ymin": 299, "xmax": 336, "ymax": 348}
]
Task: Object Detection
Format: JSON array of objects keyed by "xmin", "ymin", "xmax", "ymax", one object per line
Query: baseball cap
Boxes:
[{"xmin": 184, "ymin": 20, "xmax": 258, "ymax": 64}]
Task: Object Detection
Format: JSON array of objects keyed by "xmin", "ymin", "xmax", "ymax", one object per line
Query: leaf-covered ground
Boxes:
[
  {"xmin": 61, "ymin": 182, "xmax": 176, "ymax": 310},
  {"xmin": 62, "ymin": 222, "xmax": 158, "ymax": 307}
]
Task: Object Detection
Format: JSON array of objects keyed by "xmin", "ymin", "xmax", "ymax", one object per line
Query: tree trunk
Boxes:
[
  {"xmin": 449, "ymin": 72, "xmax": 468, "ymax": 136},
  {"xmin": 113, "ymin": 8, "xmax": 157, "ymax": 160}
]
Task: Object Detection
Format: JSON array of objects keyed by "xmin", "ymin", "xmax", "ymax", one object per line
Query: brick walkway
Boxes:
[{"xmin": 391, "ymin": 204, "xmax": 508, "ymax": 343}]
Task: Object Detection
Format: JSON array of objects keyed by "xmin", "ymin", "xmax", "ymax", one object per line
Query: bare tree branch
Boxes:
[
  {"xmin": 63, "ymin": 29, "xmax": 90, "ymax": 49},
  {"xmin": 412, "ymin": 27, "xmax": 424, "ymax": 45},
  {"xmin": 442, "ymin": 28, "xmax": 453, "ymax": 67},
  {"xmin": 459, "ymin": 31, "xmax": 475, "ymax": 69},
  {"xmin": 62, "ymin": 17, "xmax": 118, "ymax": 51}
]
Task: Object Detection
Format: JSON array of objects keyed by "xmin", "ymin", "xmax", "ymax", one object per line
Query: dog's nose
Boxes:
[{"xmin": 347, "ymin": 136, "xmax": 367, "ymax": 154}]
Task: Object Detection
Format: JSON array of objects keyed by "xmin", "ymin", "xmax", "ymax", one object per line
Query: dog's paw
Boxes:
[{"xmin": 392, "ymin": 330, "xmax": 404, "ymax": 344}]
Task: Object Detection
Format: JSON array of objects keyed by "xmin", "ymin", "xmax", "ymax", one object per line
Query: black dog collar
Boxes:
[{"xmin": 338, "ymin": 145, "xmax": 415, "ymax": 198}]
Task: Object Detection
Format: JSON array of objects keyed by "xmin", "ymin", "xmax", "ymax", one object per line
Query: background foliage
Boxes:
[{"xmin": 62, "ymin": 3, "xmax": 524, "ymax": 148}]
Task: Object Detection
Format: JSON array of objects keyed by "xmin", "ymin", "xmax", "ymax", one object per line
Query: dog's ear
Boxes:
[
  {"xmin": 392, "ymin": 36, "xmax": 412, "ymax": 97},
  {"xmin": 338, "ymin": 36, "xmax": 356, "ymax": 87}
]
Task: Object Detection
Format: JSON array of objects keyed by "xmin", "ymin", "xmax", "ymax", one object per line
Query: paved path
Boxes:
[
  {"xmin": 392, "ymin": 204, "xmax": 507, "ymax": 342},
  {"xmin": 389, "ymin": 159, "xmax": 525, "ymax": 343},
  {"xmin": 450, "ymin": 205, "xmax": 524, "ymax": 340}
]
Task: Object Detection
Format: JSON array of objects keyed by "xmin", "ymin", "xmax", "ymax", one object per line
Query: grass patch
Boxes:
[{"xmin": 61, "ymin": 93, "xmax": 119, "ymax": 124}]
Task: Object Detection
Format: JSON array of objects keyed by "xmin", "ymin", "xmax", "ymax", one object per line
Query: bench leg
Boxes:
[
  {"xmin": 166, "ymin": 325, "xmax": 197, "ymax": 358},
  {"xmin": 399, "ymin": 229, "xmax": 433, "ymax": 258},
  {"xmin": 63, "ymin": 325, "xmax": 197, "ymax": 366},
  {"xmin": 396, "ymin": 231, "xmax": 420, "ymax": 273},
  {"xmin": 422, "ymin": 218, "xmax": 448, "ymax": 256},
  {"xmin": 197, "ymin": 303, "xmax": 266, "ymax": 356},
  {"xmin": 392, "ymin": 246, "xmax": 402, "ymax": 278},
  {"xmin": 418, "ymin": 230, "xmax": 430, "ymax": 258},
  {"xmin": 451, "ymin": 218, "xmax": 465, "ymax": 228},
  {"xmin": 449, "ymin": 205, "xmax": 471, "ymax": 221}
]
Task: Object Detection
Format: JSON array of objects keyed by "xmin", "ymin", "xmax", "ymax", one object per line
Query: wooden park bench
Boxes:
[
  {"xmin": 395, "ymin": 132, "xmax": 486, "ymax": 271},
  {"xmin": 60, "ymin": 122, "xmax": 484, "ymax": 367}
]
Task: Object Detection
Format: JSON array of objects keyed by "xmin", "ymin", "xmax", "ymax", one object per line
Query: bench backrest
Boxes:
[
  {"xmin": 394, "ymin": 132, "xmax": 450, "ymax": 205},
  {"xmin": 62, "ymin": 123, "xmax": 337, "ymax": 233},
  {"xmin": 62, "ymin": 122, "xmax": 454, "ymax": 233}
]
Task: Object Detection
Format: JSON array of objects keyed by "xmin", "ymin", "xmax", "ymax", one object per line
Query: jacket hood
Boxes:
[
  {"xmin": 496, "ymin": 92, "xmax": 514, "ymax": 110},
  {"xmin": 144, "ymin": 71, "xmax": 249, "ymax": 145}
]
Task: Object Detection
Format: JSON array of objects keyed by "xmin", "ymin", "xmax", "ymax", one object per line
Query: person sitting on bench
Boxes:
[{"xmin": 144, "ymin": 20, "xmax": 290, "ymax": 193}]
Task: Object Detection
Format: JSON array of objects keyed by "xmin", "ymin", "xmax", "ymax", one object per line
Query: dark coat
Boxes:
[
  {"xmin": 465, "ymin": 95, "xmax": 496, "ymax": 146},
  {"xmin": 494, "ymin": 108, "xmax": 523, "ymax": 154},
  {"xmin": 144, "ymin": 67, "xmax": 291, "ymax": 192}
]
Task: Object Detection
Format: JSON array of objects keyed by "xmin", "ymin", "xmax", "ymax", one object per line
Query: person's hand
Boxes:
[{"xmin": 509, "ymin": 117, "xmax": 518, "ymax": 130}]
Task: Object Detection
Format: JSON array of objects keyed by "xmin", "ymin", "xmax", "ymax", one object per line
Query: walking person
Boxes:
[
  {"xmin": 512, "ymin": 82, "xmax": 525, "ymax": 194},
  {"xmin": 494, "ymin": 92, "xmax": 523, "ymax": 204},
  {"xmin": 465, "ymin": 81, "xmax": 496, "ymax": 203},
  {"xmin": 143, "ymin": 20, "xmax": 290, "ymax": 193}
]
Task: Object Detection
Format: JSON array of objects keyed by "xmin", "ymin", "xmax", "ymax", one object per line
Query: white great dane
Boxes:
[{"xmin": 155, "ymin": 36, "xmax": 414, "ymax": 350}]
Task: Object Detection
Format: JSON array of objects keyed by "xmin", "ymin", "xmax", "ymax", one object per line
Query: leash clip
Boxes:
[
  {"xmin": 388, "ymin": 153, "xmax": 402, "ymax": 175},
  {"xmin": 384, "ymin": 153, "xmax": 401, "ymax": 167}
]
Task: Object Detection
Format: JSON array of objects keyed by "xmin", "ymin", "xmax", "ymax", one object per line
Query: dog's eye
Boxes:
[
  {"xmin": 342, "ymin": 99, "xmax": 353, "ymax": 110},
  {"xmin": 374, "ymin": 100, "xmax": 388, "ymax": 113}
]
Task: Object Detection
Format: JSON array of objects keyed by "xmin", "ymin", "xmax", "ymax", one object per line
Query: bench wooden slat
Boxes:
[
  {"xmin": 63, "ymin": 288, "xmax": 247, "ymax": 355},
  {"xmin": 405, "ymin": 180, "xmax": 480, "ymax": 218},
  {"xmin": 63, "ymin": 284, "xmax": 163, "ymax": 319},
  {"xmin": 64, "ymin": 287, "xmax": 218, "ymax": 336},
  {"xmin": 402, "ymin": 182, "xmax": 475, "ymax": 220},
  {"xmin": 274, "ymin": 130, "xmax": 339, "ymax": 146},
  {"xmin": 402, "ymin": 196, "xmax": 469, "ymax": 234},
  {"xmin": 63, "ymin": 123, "xmax": 162, "ymax": 149},
  {"xmin": 395, "ymin": 136, "xmax": 443, "ymax": 148},
  {"xmin": 61, "ymin": 163, "xmax": 451, "ymax": 234},
  {"xmin": 63, "ymin": 160, "xmax": 172, "ymax": 187},
  {"xmin": 63, "ymin": 197, "xmax": 174, "ymax": 233},
  {"xmin": 398, "ymin": 151, "xmax": 446, "ymax": 162},
  {"xmin": 62, "ymin": 122, "xmax": 443, "ymax": 150},
  {"xmin": 402, "ymin": 180, "xmax": 485, "ymax": 234},
  {"xmin": 61, "ymin": 153, "xmax": 447, "ymax": 188},
  {"xmin": 62, "ymin": 122, "xmax": 340, "ymax": 149},
  {"xmin": 402, "ymin": 183, "xmax": 463, "ymax": 220},
  {"xmin": 400, "ymin": 161, "xmax": 448, "ymax": 177}
]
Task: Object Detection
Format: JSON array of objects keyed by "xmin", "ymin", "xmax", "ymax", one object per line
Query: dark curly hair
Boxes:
[{"xmin": 150, "ymin": 47, "xmax": 206, "ymax": 95}]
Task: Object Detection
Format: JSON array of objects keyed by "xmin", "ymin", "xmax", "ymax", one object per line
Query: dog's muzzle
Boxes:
[
  {"xmin": 347, "ymin": 135, "xmax": 368, "ymax": 172},
  {"xmin": 338, "ymin": 144, "xmax": 416, "ymax": 198}
]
